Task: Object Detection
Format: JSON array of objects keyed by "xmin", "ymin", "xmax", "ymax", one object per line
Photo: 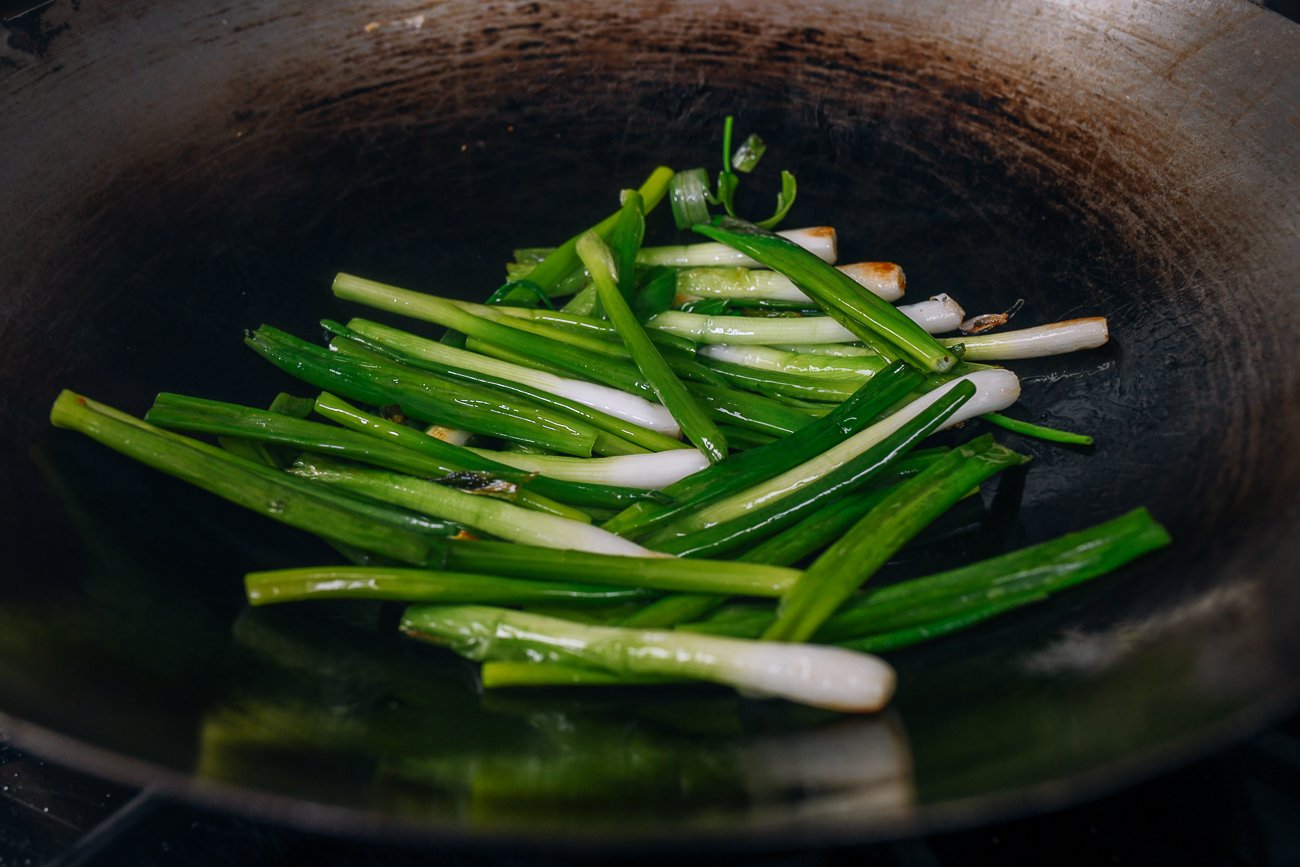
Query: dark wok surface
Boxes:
[{"xmin": 1, "ymin": 0, "xmax": 1298, "ymax": 848}]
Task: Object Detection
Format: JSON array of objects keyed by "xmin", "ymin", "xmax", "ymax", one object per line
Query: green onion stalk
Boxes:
[
  {"xmin": 693, "ymin": 218, "xmax": 955, "ymax": 372},
  {"xmin": 577, "ymin": 216, "xmax": 729, "ymax": 464},
  {"xmin": 669, "ymin": 370, "xmax": 1020, "ymax": 536},
  {"xmin": 490, "ymin": 165, "xmax": 674, "ymax": 306},
  {"xmin": 308, "ymin": 392, "xmax": 661, "ymax": 513},
  {"xmin": 401, "ymin": 605, "xmax": 896, "ymax": 712},
  {"xmin": 674, "ymin": 262, "xmax": 906, "ymax": 304},
  {"xmin": 50, "ymin": 391, "xmax": 447, "ymax": 566},
  {"xmin": 764, "ymin": 435, "xmax": 1030, "ymax": 642},
  {"xmin": 650, "ymin": 381, "xmax": 977, "ymax": 558},
  {"xmin": 245, "ymin": 567, "xmax": 659, "ymax": 608},
  {"xmin": 678, "ymin": 507, "xmax": 1170, "ymax": 644},
  {"xmin": 245, "ymin": 325, "xmax": 611, "ymax": 458},
  {"xmin": 601, "ymin": 361, "xmax": 923, "ymax": 539},
  {"xmin": 289, "ymin": 455, "xmax": 659, "ymax": 558},
  {"xmin": 145, "ymin": 391, "xmax": 643, "ymax": 517},
  {"xmin": 339, "ymin": 318, "xmax": 684, "ymax": 443}
]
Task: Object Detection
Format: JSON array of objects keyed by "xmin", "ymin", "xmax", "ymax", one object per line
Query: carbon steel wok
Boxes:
[{"xmin": 1, "ymin": 0, "xmax": 1297, "ymax": 849}]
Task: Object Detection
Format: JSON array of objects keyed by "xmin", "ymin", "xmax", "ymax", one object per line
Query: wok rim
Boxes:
[{"xmin": 3, "ymin": 0, "xmax": 1299, "ymax": 849}]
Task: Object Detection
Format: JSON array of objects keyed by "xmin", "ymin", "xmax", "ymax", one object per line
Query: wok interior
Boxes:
[{"xmin": 1, "ymin": 0, "xmax": 1297, "ymax": 844}]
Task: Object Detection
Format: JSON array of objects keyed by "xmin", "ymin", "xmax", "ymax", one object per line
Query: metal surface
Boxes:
[{"xmin": 0, "ymin": 0, "xmax": 1297, "ymax": 848}]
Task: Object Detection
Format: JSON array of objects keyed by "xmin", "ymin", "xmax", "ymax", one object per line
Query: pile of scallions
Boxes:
[{"xmin": 49, "ymin": 119, "xmax": 1169, "ymax": 712}]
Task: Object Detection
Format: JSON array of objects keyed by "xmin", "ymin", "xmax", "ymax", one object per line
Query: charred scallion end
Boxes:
[{"xmin": 692, "ymin": 217, "xmax": 956, "ymax": 372}]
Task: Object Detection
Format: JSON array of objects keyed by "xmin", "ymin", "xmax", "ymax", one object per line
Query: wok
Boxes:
[{"xmin": 1, "ymin": 0, "xmax": 1297, "ymax": 849}]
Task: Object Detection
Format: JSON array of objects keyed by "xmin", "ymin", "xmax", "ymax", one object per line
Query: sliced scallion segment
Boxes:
[
  {"xmin": 675, "ymin": 262, "xmax": 904, "ymax": 303},
  {"xmin": 309, "ymin": 391, "xmax": 657, "ymax": 511},
  {"xmin": 50, "ymin": 391, "xmax": 444, "ymax": 566},
  {"xmin": 245, "ymin": 324, "xmax": 601, "ymax": 458},
  {"xmin": 763, "ymin": 435, "xmax": 1030, "ymax": 642},
  {"xmin": 939, "ymin": 317, "xmax": 1109, "ymax": 360},
  {"xmin": 490, "ymin": 165, "xmax": 674, "ymax": 306},
  {"xmin": 442, "ymin": 540, "xmax": 797, "ymax": 596},
  {"xmin": 577, "ymin": 225, "xmax": 730, "ymax": 464},
  {"xmin": 401, "ymin": 605, "xmax": 896, "ymax": 712},
  {"xmin": 982, "ymin": 411, "xmax": 1094, "ymax": 446},
  {"xmin": 331, "ymin": 319, "xmax": 683, "ymax": 448},
  {"xmin": 245, "ymin": 567, "xmax": 658, "ymax": 607},
  {"xmin": 668, "ymin": 370, "xmax": 1020, "ymax": 535},
  {"xmin": 693, "ymin": 217, "xmax": 955, "ymax": 372},
  {"xmin": 668, "ymin": 167, "xmax": 713, "ymax": 230},
  {"xmin": 638, "ymin": 226, "xmax": 837, "ymax": 268},
  {"xmin": 653, "ymin": 381, "xmax": 975, "ymax": 558},
  {"xmin": 600, "ymin": 361, "xmax": 922, "ymax": 539},
  {"xmin": 290, "ymin": 455, "xmax": 664, "ymax": 557}
]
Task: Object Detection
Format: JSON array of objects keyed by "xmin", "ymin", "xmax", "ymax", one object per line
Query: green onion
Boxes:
[
  {"xmin": 731, "ymin": 133, "xmax": 766, "ymax": 173},
  {"xmin": 468, "ymin": 300, "xmax": 726, "ymax": 392},
  {"xmin": 490, "ymin": 165, "xmax": 674, "ymax": 306},
  {"xmin": 633, "ymin": 266, "xmax": 677, "ymax": 321},
  {"xmin": 466, "ymin": 447, "xmax": 708, "ymax": 490},
  {"xmin": 763, "ymin": 435, "xmax": 1030, "ymax": 642},
  {"xmin": 689, "ymin": 508, "xmax": 1170, "ymax": 646},
  {"xmin": 698, "ymin": 344, "xmax": 887, "ymax": 380},
  {"xmin": 487, "ymin": 305, "xmax": 699, "ymax": 355},
  {"xmin": 577, "ymin": 228, "xmax": 730, "ymax": 464},
  {"xmin": 817, "ymin": 507, "xmax": 1169, "ymax": 641},
  {"xmin": 672, "ymin": 370, "xmax": 1020, "ymax": 535},
  {"xmin": 693, "ymin": 217, "xmax": 955, "ymax": 372},
  {"xmin": 700, "ymin": 359, "xmax": 863, "ymax": 403},
  {"xmin": 289, "ymin": 455, "xmax": 662, "ymax": 557},
  {"xmin": 637, "ymin": 227, "xmax": 837, "ymax": 269},
  {"xmin": 675, "ymin": 262, "xmax": 906, "ymax": 304},
  {"xmin": 982, "ymin": 411, "xmax": 1095, "ymax": 446},
  {"xmin": 309, "ymin": 391, "xmax": 656, "ymax": 512},
  {"xmin": 651, "ymin": 382, "xmax": 975, "ymax": 557},
  {"xmin": 561, "ymin": 282, "xmax": 598, "ymax": 316},
  {"xmin": 245, "ymin": 324, "xmax": 602, "ymax": 458},
  {"xmin": 669, "ymin": 167, "xmax": 713, "ymax": 230},
  {"xmin": 648, "ymin": 309, "xmax": 862, "ymax": 345},
  {"xmin": 609, "ymin": 187, "xmax": 645, "ymax": 304},
  {"xmin": 939, "ymin": 318, "xmax": 1109, "ymax": 360},
  {"xmin": 401, "ymin": 605, "xmax": 896, "ymax": 712},
  {"xmin": 600, "ymin": 361, "xmax": 922, "ymax": 538},
  {"xmin": 837, "ymin": 596, "xmax": 1043, "ymax": 652},
  {"xmin": 334, "ymin": 319, "xmax": 684, "ymax": 447},
  {"xmin": 715, "ymin": 425, "xmax": 779, "ymax": 449},
  {"xmin": 245, "ymin": 566, "xmax": 657, "ymax": 607},
  {"xmin": 442, "ymin": 540, "xmax": 798, "ymax": 596},
  {"xmin": 742, "ymin": 492, "xmax": 894, "ymax": 569},
  {"xmin": 682, "ymin": 382, "xmax": 818, "ymax": 436},
  {"xmin": 334, "ymin": 273, "xmax": 651, "ymax": 395},
  {"xmin": 617, "ymin": 594, "xmax": 724, "ymax": 629},
  {"xmin": 50, "ymin": 391, "xmax": 444, "ymax": 566},
  {"xmin": 754, "ymin": 171, "xmax": 798, "ymax": 230},
  {"xmin": 145, "ymin": 391, "xmax": 515, "ymax": 483}
]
